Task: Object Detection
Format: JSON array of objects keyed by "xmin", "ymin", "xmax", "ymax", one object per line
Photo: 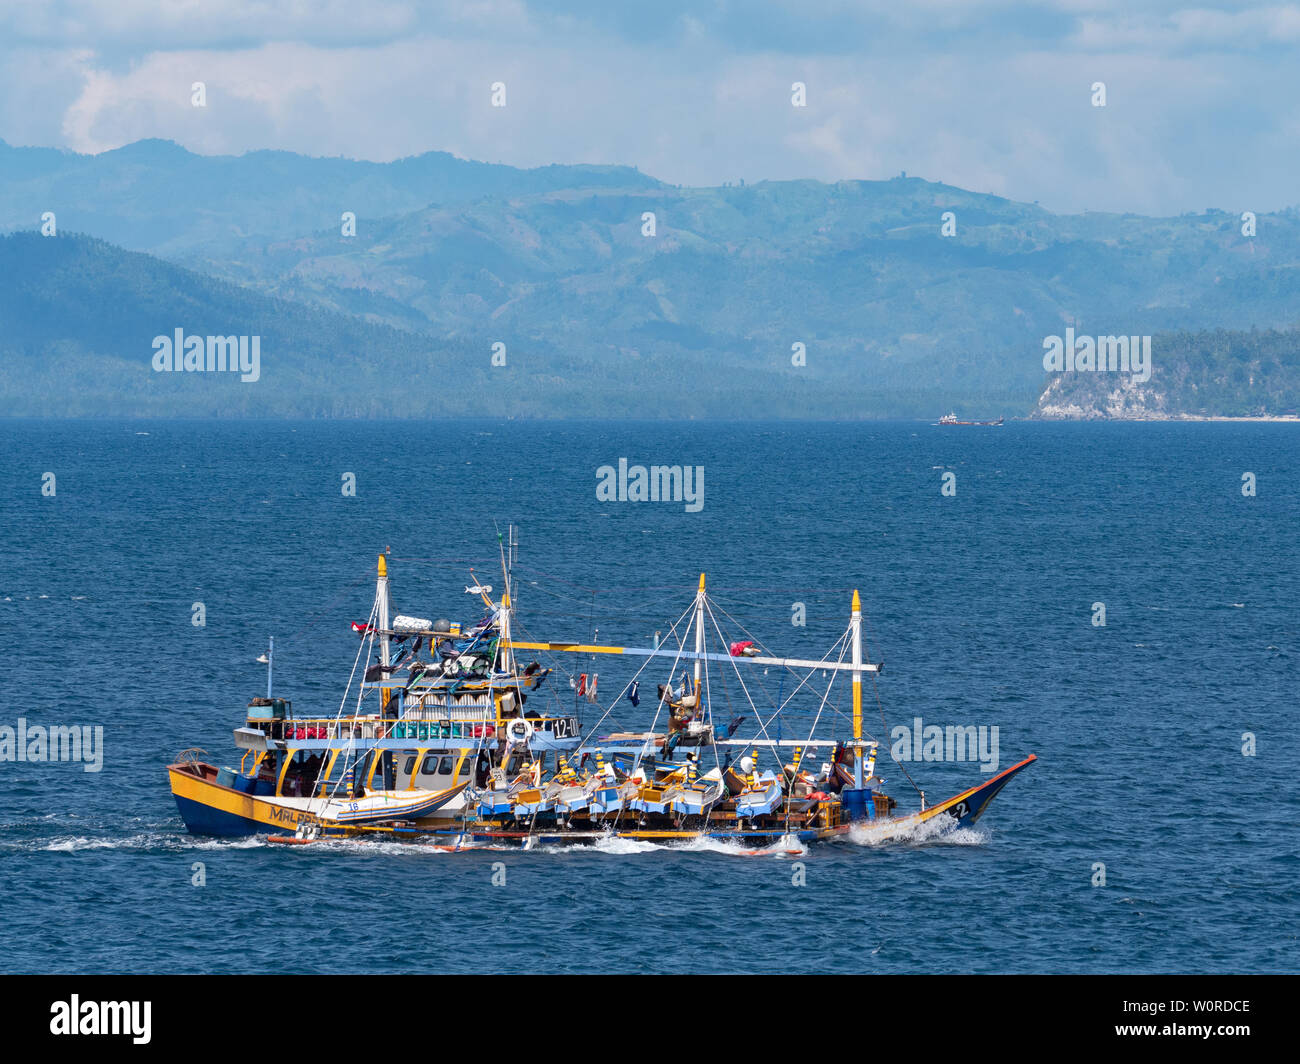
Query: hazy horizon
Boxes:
[{"xmin": 5, "ymin": 133, "xmax": 1296, "ymax": 221}]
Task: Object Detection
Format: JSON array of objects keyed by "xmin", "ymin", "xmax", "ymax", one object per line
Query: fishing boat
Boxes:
[
  {"xmin": 168, "ymin": 537, "xmax": 1036, "ymax": 848},
  {"xmin": 938, "ymin": 412, "xmax": 1004, "ymax": 426}
]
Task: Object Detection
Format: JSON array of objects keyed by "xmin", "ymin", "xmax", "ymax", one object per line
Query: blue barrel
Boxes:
[{"xmin": 840, "ymin": 788, "xmax": 874, "ymax": 821}]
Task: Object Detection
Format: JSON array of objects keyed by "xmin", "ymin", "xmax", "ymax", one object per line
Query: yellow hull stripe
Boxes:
[{"xmin": 169, "ymin": 767, "xmax": 318, "ymax": 831}]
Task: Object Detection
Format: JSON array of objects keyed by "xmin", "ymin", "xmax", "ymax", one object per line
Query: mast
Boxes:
[
  {"xmin": 377, "ymin": 553, "xmax": 391, "ymax": 670},
  {"xmin": 500, "ymin": 590, "xmax": 514, "ymax": 675},
  {"xmin": 693, "ymin": 573, "xmax": 706, "ymax": 698},
  {"xmin": 498, "ymin": 526, "xmax": 515, "ymax": 675},
  {"xmin": 376, "ymin": 552, "xmax": 395, "ymax": 788},
  {"xmin": 376, "ymin": 552, "xmax": 394, "ymax": 724},
  {"xmin": 851, "ymin": 589, "xmax": 864, "ymax": 790}
]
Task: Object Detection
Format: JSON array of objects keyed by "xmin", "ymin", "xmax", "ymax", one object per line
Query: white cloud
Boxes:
[{"xmin": 3, "ymin": 2, "xmax": 1299, "ymax": 215}]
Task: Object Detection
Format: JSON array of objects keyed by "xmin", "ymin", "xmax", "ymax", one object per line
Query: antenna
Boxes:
[{"xmin": 255, "ymin": 636, "xmax": 274, "ymax": 698}]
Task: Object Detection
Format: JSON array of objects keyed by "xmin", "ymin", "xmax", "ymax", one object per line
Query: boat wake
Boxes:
[
  {"xmin": 513, "ymin": 833, "xmax": 808, "ymax": 857},
  {"xmin": 272, "ymin": 831, "xmax": 813, "ymax": 858},
  {"xmin": 847, "ymin": 815, "xmax": 989, "ymax": 848},
  {"xmin": 30, "ymin": 832, "xmax": 266, "ymax": 853}
]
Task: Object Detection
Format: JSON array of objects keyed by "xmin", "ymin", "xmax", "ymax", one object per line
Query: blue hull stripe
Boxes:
[{"xmin": 174, "ymin": 794, "xmax": 265, "ymax": 837}]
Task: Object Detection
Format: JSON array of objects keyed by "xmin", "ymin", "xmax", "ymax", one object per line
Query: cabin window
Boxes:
[
  {"xmin": 457, "ymin": 759, "xmax": 471, "ymax": 778},
  {"xmin": 420, "ymin": 754, "xmax": 440, "ymax": 775},
  {"xmin": 403, "ymin": 756, "xmax": 417, "ymax": 775}
]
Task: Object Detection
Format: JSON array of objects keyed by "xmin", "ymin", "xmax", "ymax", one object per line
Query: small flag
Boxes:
[{"xmin": 628, "ymin": 680, "xmax": 640, "ymax": 707}]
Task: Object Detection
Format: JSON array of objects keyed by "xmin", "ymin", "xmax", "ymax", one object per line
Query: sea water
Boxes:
[{"xmin": 0, "ymin": 418, "xmax": 1295, "ymax": 973}]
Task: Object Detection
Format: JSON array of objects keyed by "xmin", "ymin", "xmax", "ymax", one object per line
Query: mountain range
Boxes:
[{"xmin": 2, "ymin": 138, "xmax": 1298, "ymax": 418}]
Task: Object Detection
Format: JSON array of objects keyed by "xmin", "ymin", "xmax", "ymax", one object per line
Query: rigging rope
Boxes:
[{"xmin": 872, "ymin": 673, "xmax": 923, "ymax": 800}]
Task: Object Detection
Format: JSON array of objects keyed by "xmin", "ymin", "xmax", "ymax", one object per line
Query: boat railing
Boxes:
[
  {"xmin": 244, "ymin": 710, "xmax": 581, "ymax": 744},
  {"xmin": 402, "ymin": 704, "xmax": 495, "ymax": 722},
  {"xmin": 245, "ymin": 717, "xmax": 387, "ymax": 742}
]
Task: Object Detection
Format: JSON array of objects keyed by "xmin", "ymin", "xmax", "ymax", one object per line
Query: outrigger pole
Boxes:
[{"xmin": 502, "ymin": 640, "xmax": 881, "ymax": 675}]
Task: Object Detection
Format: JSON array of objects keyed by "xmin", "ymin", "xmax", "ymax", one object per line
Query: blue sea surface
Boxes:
[{"xmin": 0, "ymin": 418, "xmax": 1295, "ymax": 974}]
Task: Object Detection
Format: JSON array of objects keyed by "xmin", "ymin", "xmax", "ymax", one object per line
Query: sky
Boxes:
[{"xmin": 1, "ymin": 0, "xmax": 1297, "ymax": 215}]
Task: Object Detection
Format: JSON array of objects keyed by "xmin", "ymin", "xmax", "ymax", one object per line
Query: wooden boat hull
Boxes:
[
  {"xmin": 255, "ymin": 757, "xmax": 1036, "ymax": 848},
  {"xmin": 172, "ymin": 749, "xmax": 1035, "ymax": 843},
  {"xmin": 168, "ymin": 760, "xmax": 466, "ymax": 837},
  {"xmin": 828, "ymin": 754, "xmax": 1037, "ymax": 840}
]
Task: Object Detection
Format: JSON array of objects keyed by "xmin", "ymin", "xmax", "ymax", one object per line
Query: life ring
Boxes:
[{"xmin": 506, "ymin": 718, "xmax": 534, "ymax": 745}]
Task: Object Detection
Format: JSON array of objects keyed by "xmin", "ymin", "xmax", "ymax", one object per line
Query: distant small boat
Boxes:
[{"xmin": 939, "ymin": 413, "xmax": 1004, "ymax": 426}]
